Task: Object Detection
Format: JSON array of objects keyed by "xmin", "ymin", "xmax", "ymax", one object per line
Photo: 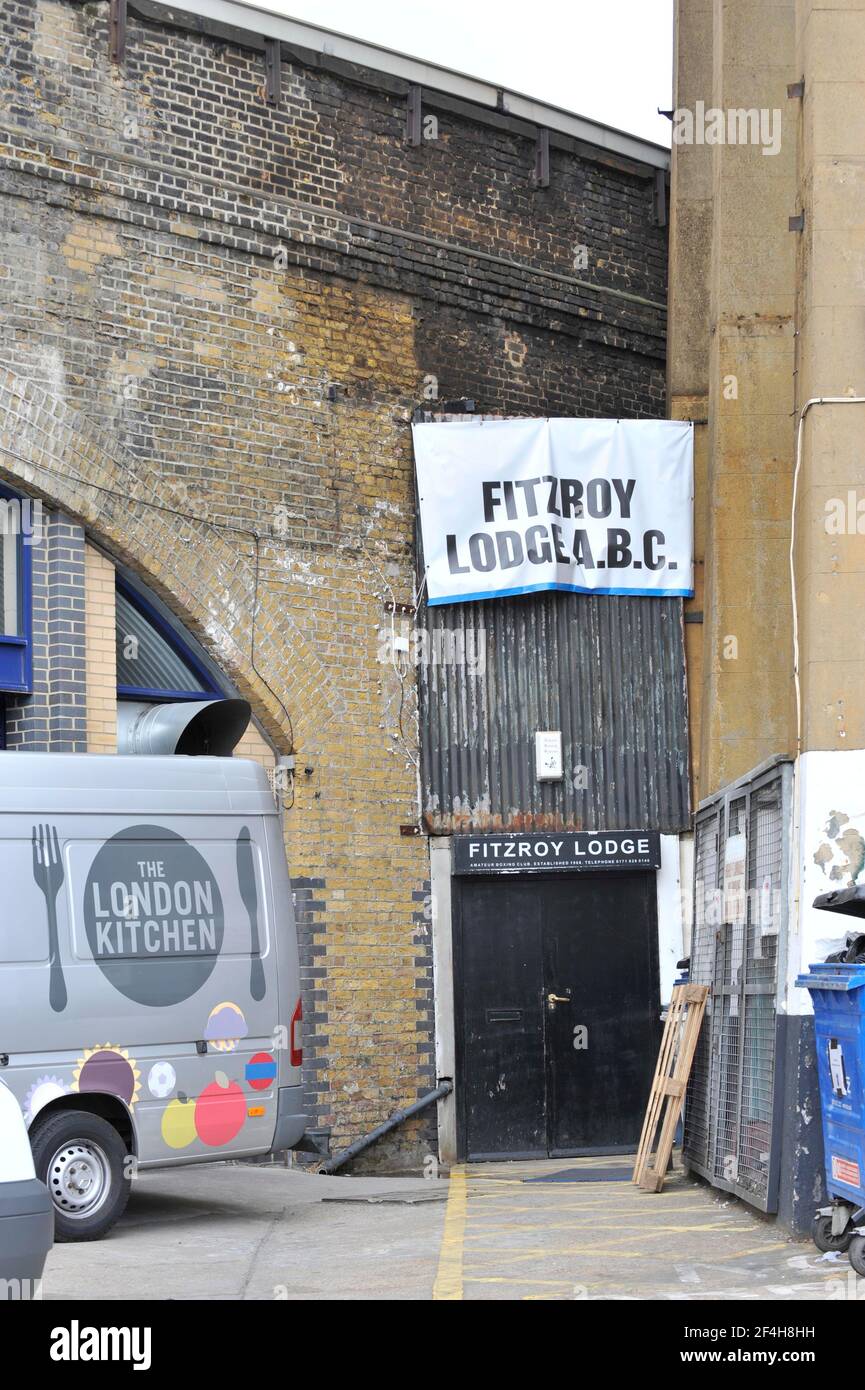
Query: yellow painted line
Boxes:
[
  {"xmin": 470, "ymin": 1199, "xmax": 729, "ymax": 1209},
  {"xmin": 465, "ymin": 1222, "xmax": 748, "ymax": 1241},
  {"xmin": 465, "ymin": 1204, "xmax": 721, "ymax": 1217},
  {"xmin": 432, "ymin": 1166, "xmax": 467, "ymax": 1301},
  {"xmin": 465, "ymin": 1181, "xmax": 529, "ymax": 1188},
  {"xmin": 467, "ymin": 1202, "xmax": 745, "ymax": 1220},
  {"xmin": 466, "ymin": 1177, "xmax": 528, "ymax": 1186},
  {"xmin": 463, "ymin": 1241, "xmax": 753, "ymax": 1264},
  {"xmin": 470, "ymin": 1195, "xmax": 739, "ymax": 1217},
  {"xmin": 464, "ymin": 1189, "xmax": 711, "ymax": 1203},
  {"xmin": 462, "ymin": 1229, "xmax": 765, "ymax": 1263}
]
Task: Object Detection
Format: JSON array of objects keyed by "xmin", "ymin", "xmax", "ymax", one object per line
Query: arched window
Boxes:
[{"xmin": 115, "ymin": 580, "xmax": 223, "ymax": 703}]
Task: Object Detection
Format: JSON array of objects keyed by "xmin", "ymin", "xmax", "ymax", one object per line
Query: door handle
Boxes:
[{"xmin": 547, "ymin": 993, "xmax": 570, "ymax": 1005}]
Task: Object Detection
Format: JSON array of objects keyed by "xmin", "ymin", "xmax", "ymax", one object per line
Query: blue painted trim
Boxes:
[
  {"xmin": 427, "ymin": 581, "xmax": 694, "ymax": 605},
  {"xmin": 0, "ymin": 482, "xmax": 33, "ymax": 694},
  {"xmin": 117, "ymin": 686, "xmax": 216, "ymax": 703},
  {"xmin": 115, "ymin": 578, "xmax": 223, "ymax": 700}
]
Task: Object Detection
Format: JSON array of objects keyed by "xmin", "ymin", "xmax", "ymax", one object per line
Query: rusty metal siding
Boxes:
[{"xmin": 418, "ymin": 590, "xmax": 690, "ymax": 834}]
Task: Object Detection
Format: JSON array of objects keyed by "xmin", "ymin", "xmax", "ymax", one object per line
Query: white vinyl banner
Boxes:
[{"xmin": 413, "ymin": 417, "xmax": 694, "ymax": 605}]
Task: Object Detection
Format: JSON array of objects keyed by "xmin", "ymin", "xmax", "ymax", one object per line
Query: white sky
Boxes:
[{"xmin": 228, "ymin": 0, "xmax": 674, "ymax": 146}]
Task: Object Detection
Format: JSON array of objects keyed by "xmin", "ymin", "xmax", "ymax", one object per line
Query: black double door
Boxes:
[{"xmin": 455, "ymin": 872, "xmax": 660, "ymax": 1160}]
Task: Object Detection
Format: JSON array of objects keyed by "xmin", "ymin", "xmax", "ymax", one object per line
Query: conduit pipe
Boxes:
[{"xmin": 319, "ymin": 1080, "xmax": 453, "ymax": 1174}]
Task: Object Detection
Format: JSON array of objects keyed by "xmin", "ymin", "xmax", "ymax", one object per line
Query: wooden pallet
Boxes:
[{"xmin": 632, "ymin": 982, "xmax": 709, "ymax": 1193}]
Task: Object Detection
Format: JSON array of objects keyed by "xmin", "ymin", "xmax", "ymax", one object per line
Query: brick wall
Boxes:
[
  {"xmin": 0, "ymin": 0, "xmax": 668, "ymax": 1167},
  {"xmin": 233, "ymin": 719, "xmax": 277, "ymax": 772},
  {"xmin": 6, "ymin": 509, "xmax": 87, "ymax": 751},
  {"xmin": 84, "ymin": 541, "xmax": 117, "ymax": 752}
]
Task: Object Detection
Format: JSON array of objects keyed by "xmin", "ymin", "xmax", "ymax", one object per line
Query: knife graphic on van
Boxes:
[{"xmin": 237, "ymin": 826, "xmax": 266, "ymax": 1001}]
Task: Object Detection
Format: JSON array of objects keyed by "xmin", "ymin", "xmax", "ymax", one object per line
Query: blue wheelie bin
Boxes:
[{"xmin": 797, "ymin": 896, "xmax": 865, "ymax": 1272}]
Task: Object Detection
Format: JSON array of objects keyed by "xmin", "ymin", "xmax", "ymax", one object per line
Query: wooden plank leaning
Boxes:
[{"xmin": 632, "ymin": 983, "xmax": 709, "ymax": 1193}]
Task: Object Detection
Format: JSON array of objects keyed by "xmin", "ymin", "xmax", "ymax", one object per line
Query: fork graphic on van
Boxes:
[{"xmin": 31, "ymin": 823, "xmax": 67, "ymax": 1013}]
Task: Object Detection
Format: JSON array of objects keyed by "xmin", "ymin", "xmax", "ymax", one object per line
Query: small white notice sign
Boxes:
[{"xmin": 535, "ymin": 731, "xmax": 563, "ymax": 781}]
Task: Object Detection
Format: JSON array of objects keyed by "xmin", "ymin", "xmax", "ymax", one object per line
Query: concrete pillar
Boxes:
[
  {"xmin": 783, "ymin": 0, "xmax": 865, "ymax": 1229},
  {"xmin": 669, "ymin": 0, "xmax": 714, "ymax": 803},
  {"xmin": 700, "ymin": 0, "xmax": 799, "ymax": 798}
]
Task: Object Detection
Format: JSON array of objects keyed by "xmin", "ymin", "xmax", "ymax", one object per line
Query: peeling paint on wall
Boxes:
[
  {"xmin": 813, "ymin": 811, "xmax": 865, "ymax": 884},
  {"xmin": 796, "ymin": 752, "xmax": 865, "ymax": 1014}
]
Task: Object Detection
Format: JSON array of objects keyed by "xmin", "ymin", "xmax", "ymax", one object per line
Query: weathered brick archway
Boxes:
[
  {"xmin": 0, "ymin": 367, "xmax": 346, "ymax": 750},
  {"xmin": 0, "ymin": 365, "xmax": 431, "ymax": 1164}
]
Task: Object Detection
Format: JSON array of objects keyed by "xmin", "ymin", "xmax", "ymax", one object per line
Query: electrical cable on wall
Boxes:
[{"xmin": 358, "ymin": 538, "xmax": 420, "ymax": 775}]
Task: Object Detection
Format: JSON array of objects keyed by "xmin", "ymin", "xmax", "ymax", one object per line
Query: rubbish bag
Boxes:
[
  {"xmin": 825, "ymin": 933, "xmax": 865, "ymax": 965},
  {"xmin": 814, "ymin": 887, "xmax": 865, "ymax": 962}
]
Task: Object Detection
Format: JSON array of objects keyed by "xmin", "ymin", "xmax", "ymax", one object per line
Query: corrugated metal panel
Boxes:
[{"xmin": 418, "ymin": 589, "xmax": 690, "ymax": 834}]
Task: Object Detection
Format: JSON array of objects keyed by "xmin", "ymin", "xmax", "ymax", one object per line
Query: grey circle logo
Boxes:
[{"xmin": 84, "ymin": 825, "xmax": 224, "ymax": 1006}]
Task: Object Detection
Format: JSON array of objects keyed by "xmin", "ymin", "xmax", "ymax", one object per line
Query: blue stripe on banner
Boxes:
[{"xmin": 427, "ymin": 582, "xmax": 695, "ymax": 605}]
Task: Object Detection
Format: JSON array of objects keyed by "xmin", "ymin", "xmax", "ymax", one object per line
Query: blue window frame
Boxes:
[
  {"xmin": 116, "ymin": 580, "xmax": 223, "ymax": 703},
  {"xmin": 0, "ymin": 484, "xmax": 34, "ymax": 695}
]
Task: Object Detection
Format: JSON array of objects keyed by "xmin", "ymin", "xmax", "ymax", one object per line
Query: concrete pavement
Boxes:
[
  {"xmin": 437, "ymin": 1156, "xmax": 859, "ymax": 1301},
  {"xmin": 41, "ymin": 1163, "xmax": 449, "ymax": 1301},
  {"xmin": 38, "ymin": 1154, "xmax": 864, "ymax": 1301}
]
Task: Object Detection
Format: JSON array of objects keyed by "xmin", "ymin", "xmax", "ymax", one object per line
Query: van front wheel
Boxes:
[{"xmin": 30, "ymin": 1110, "xmax": 131, "ymax": 1242}]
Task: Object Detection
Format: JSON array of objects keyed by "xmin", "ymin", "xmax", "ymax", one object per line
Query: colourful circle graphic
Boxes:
[
  {"xmin": 245, "ymin": 1053, "xmax": 277, "ymax": 1092},
  {"xmin": 148, "ymin": 1062, "xmax": 176, "ymax": 1099},
  {"xmin": 161, "ymin": 1094, "xmax": 197, "ymax": 1150},
  {"xmin": 204, "ymin": 1001, "xmax": 248, "ymax": 1053},
  {"xmin": 24, "ymin": 1076, "xmax": 69, "ymax": 1125},
  {"xmin": 83, "ymin": 826, "xmax": 224, "ymax": 1007},
  {"xmin": 194, "ymin": 1072, "xmax": 246, "ymax": 1147},
  {"xmin": 74, "ymin": 1046, "xmax": 141, "ymax": 1108}
]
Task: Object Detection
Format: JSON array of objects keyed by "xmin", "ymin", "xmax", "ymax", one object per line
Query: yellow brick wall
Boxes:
[
  {"xmin": 84, "ymin": 543, "xmax": 117, "ymax": 754},
  {"xmin": 0, "ymin": 0, "xmax": 672, "ymax": 1169},
  {"xmin": 234, "ymin": 720, "xmax": 277, "ymax": 773},
  {"xmin": 0, "ymin": 258, "xmax": 434, "ymax": 1161}
]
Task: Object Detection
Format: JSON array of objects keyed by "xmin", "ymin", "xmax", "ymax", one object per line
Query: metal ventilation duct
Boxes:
[{"xmin": 117, "ymin": 700, "xmax": 251, "ymax": 756}]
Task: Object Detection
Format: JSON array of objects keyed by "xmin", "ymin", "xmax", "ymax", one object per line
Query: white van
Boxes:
[
  {"xmin": 0, "ymin": 752, "xmax": 305, "ymax": 1241},
  {"xmin": 0, "ymin": 1078, "xmax": 53, "ymax": 1292}
]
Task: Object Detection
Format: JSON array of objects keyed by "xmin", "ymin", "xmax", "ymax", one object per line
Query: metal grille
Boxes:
[{"xmin": 683, "ymin": 761, "xmax": 790, "ymax": 1212}]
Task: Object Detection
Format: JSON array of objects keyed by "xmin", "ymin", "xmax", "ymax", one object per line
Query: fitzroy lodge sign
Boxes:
[
  {"xmin": 453, "ymin": 831, "xmax": 662, "ymax": 875},
  {"xmin": 413, "ymin": 417, "xmax": 694, "ymax": 606}
]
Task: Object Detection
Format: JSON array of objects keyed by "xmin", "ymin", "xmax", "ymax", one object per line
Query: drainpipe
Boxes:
[{"xmin": 319, "ymin": 1080, "xmax": 453, "ymax": 1174}]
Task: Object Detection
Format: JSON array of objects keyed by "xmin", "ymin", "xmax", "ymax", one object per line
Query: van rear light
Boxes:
[{"xmin": 290, "ymin": 996, "xmax": 302, "ymax": 1068}]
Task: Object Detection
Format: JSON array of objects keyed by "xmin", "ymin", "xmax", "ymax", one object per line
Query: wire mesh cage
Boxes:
[{"xmin": 683, "ymin": 761, "xmax": 791, "ymax": 1212}]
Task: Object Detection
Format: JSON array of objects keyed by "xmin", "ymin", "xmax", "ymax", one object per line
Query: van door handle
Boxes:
[{"xmin": 547, "ymin": 993, "xmax": 570, "ymax": 1006}]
